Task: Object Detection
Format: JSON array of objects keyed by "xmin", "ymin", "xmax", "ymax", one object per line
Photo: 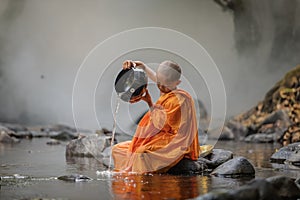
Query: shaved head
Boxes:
[{"xmin": 157, "ymin": 61, "xmax": 181, "ymax": 83}]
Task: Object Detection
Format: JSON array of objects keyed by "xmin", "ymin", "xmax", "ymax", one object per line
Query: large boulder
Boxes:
[
  {"xmin": 266, "ymin": 176, "xmax": 300, "ymax": 199},
  {"xmin": 230, "ymin": 179, "xmax": 280, "ymax": 200},
  {"xmin": 270, "ymin": 142, "xmax": 300, "ymax": 165},
  {"xmin": 211, "ymin": 156, "xmax": 255, "ymax": 178},
  {"xmin": 66, "ymin": 134, "xmax": 112, "ymax": 158}
]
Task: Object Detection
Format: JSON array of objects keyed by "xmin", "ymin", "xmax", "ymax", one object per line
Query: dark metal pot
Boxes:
[{"xmin": 114, "ymin": 68, "xmax": 148, "ymax": 102}]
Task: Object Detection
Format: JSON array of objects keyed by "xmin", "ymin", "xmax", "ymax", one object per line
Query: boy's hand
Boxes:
[
  {"xmin": 128, "ymin": 88, "xmax": 153, "ymax": 108},
  {"xmin": 122, "ymin": 60, "xmax": 145, "ymax": 70},
  {"xmin": 140, "ymin": 89, "xmax": 153, "ymax": 108}
]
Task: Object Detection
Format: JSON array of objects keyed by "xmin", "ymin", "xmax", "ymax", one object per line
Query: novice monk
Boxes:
[{"xmin": 112, "ymin": 60, "xmax": 200, "ymax": 173}]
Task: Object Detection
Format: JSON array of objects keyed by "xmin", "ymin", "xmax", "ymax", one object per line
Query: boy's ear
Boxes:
[{"xmin": 176, "ymin": 80, "xmax": 181, "ymax": 86}]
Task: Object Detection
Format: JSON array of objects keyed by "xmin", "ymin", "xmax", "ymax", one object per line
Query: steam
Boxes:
[{"xmin": 0, "ymin": 0, "xmax": 299, "ymax": 131}]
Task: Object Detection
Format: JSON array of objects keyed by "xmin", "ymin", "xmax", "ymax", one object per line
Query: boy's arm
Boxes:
[{"xmin": 122, "ymin": 60, "xmax": 157, "ymax": 83}]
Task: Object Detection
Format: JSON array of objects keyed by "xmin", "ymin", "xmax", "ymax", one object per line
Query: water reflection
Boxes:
[
  {"xmin": 110, "ymin": 173, "xmax": 204, "ymax": 199},
  {"xmin": 66, "ymin": 156, "xmax": 105, "ymax": 171},
  {"xmin": 214, "ymin": 141, "xmax": 282, "ymax": 168},
  {"xmin": 2, "ymin": 138, "xmax": 300, "ymax": 199}
]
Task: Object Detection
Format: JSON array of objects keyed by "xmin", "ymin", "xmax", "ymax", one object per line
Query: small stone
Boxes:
[
  {"xmin": 46, "ymin": 140, "xmax": 61, "ymax": 145},
  {"xmin": 57, "ymin": 174, "xmax": 92, "ymax": 182}
]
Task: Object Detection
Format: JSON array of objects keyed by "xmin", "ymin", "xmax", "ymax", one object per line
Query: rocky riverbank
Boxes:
[{"xmin": 211, "ymin": 65, "xmax": 300, "ymax": 145}]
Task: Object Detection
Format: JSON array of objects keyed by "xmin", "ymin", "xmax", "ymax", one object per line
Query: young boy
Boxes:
[{"xmin": 112, "ymin": 60, "xmax": 200, "ymax": 173}]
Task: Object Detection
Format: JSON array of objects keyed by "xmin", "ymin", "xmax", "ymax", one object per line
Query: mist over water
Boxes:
[{"xmin": 0, "ymin": 0, "xmax": 299, "ymax": 131}]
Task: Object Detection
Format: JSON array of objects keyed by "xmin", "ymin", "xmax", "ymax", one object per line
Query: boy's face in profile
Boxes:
[{"xmin": 156, "ymin": 65, "xmax": 181, "ymax": 94}]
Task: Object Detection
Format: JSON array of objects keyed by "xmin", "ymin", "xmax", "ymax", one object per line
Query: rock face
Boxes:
[
  {"xmin": 211, "ymin": 156, "xmax": 255, "ymax": 178},
  {"xmin": 270, "ymin": 142, "xmax": 300, "ymax": 165},
  {"xmin": 198, "ymin": 176, "xmax": 300, "ymax": 200},
  {"xmin": 215, "ymin": 65, "xmax": 300, "ymax": 144},
  {"xmin": 65, "ymin": 134, "xmax": 112, "ymax": 158}
]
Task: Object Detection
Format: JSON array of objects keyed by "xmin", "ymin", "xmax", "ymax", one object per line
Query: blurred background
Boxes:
[{"xmin": 0, "ymin": 0, "xmax": 299, "ymax": 132}]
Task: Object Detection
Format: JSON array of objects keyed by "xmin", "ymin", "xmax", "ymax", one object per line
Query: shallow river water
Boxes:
[{"xmin": 1, "ymin": 137, "xmax": 300, "ymax": 200}]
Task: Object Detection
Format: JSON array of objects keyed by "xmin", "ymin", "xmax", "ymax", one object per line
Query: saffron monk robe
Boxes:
[{"xmin": 112, "ymin": 60, "xmax": 202, "ymax": 173}]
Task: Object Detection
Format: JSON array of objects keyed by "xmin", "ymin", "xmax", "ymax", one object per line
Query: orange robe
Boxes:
[{"xmin": 112, "ymin": 89, "xmax": 200, "ymax": 173}]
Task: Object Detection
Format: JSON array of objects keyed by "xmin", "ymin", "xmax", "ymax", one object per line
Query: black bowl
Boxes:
[{"xmin": 114, "ymin": 68, "xmax": 148, "ymax": 102}]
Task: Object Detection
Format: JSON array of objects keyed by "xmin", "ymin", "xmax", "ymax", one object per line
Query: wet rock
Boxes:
[
  {"xmin": 198, "ymin": 179, "xmax": 280, "ymax": 200},
  {"xmin": 0, "ymin": 125, "xmax": 15, "ymax": 134},
  {"xmin": 295, "ymin": 177, "xmax": 300, "ymax": 189},
  {"xmin": 198, "ymin": 149, "xmax": 233, "ymax": 169},
  {"xmin": 57, "ymin": 174, "xmax": 92, "ymax": 182},
  {"xmin": 211, "ymin": 156, "xmax": 255, "ymax": 178},
  {"xmin": 197, "ymin": 189, "xmax": 232, "ymax": 200},
  {"xmin": 66, "ymin": 134, "xmax": 111, "ymax": 157},
  {"xmin": 0, "ymin": 132, "xmax": 20, "ymax": 143},
  {"xmin": 231, "ymin": 179, "xmax": 279, "ymax": 200},
  {"xmin": 42, "ymin": 124, "xmax": 77, "ymax": 133},
  {"xmin": 266, "ymin": 176, "xmax": 300, "ymax": 199},
  {"xmin": 270, "ymin": 142, "xmax": 300, "ymax": 165},
  {"xmin": 0, "ymin": 122, "xmax": 28, "ymax": 132},
  {"xmin": 102, "ymin": 157, "xmax": 113, "ymax": 169},
  {"xmin": 9, "ymin": 130, "xmax": 33, "ymax": 139},
  {"xmin": 167, "ymin": 158, "xmax": 208, "ymax": 175},
  {"xmin": 244, "ymin": 133, "xmax": 275, "ymax": 143},
  {"xmin": 30, "ymin": 130, "xmax": 51, "ymax": 137},
  {"xmin": 46, "ymin": 139, "xmax": 61, "ymax": 145},
  {"xmin": 50, "ymin": 131, "xmax": 78, "ymax": 141}
]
